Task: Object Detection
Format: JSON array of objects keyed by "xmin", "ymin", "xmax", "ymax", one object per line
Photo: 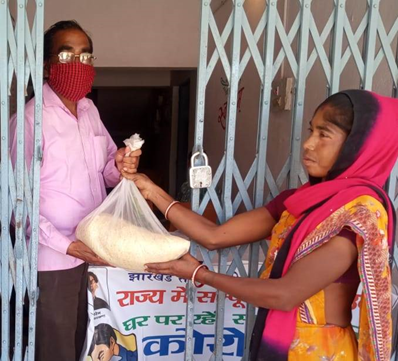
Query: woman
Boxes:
[{"xmin": 124, "ymin": 90, "xmax": 398, "ymax": 360}]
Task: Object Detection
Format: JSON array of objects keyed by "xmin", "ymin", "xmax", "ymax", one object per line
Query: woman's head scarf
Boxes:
[{"xmin": 250, "ymin": 90, "xmax": 398, "ymax": 361}]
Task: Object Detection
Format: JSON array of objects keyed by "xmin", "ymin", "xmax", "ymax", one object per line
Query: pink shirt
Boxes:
[{"xmin": 10, "ymin": 83, "xmax": 120, "ymax": 271}]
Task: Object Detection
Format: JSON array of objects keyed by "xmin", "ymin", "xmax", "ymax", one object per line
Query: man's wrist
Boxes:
[{"xmin": 66, "ymin": 241, "xmax": 75, "ymax": 255}]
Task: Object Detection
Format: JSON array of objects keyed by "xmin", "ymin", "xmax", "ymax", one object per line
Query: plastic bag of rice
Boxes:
[{"xmin": 76, "ymin": 134, "xmax": 190, "ymax": 271}]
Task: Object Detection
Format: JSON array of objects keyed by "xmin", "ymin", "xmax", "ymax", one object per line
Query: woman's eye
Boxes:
[{"xmin": 308, "ymin": 127, "xmax": 313, "ymax": 133}]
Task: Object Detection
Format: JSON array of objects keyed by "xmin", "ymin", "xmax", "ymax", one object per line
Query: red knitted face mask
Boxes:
[{"xmin": 47, "ymin": 62, "xmax": 95, "ymax": 102}]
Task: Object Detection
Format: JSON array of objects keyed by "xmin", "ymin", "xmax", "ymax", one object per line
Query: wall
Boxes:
[
  {"xmin": 37, "ymin": 0, "xmax": 201, "ymax": 68},
  {"xmin": 93, "ymin": 68, "xmax": 171, "ymax": 87}
]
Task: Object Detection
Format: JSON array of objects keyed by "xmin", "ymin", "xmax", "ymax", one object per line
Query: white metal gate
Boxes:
[{"xmin": 0, "ymin": 0, "xmax": 43, "ymax": 360}]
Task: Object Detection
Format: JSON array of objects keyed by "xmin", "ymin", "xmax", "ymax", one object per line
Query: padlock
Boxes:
[{"xmin": 189, "ymin": 151, "xmax": 212, "ymax": 189}]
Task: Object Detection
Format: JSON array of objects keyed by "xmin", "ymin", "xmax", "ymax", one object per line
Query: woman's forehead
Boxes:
[
  {"xmin": 311, "ymin": 108, "xmax": 347, "ymax": 134},
  {"xmin": 311, "ymin": 107, "xmax": 329, "ymax": 126}
]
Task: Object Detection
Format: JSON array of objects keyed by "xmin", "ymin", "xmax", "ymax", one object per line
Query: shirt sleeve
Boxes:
[
  {"xmin": 264, "ymin": 189, "xmax": 296, "ymax": 221},
  {"xmin": 10, "ymin": 111, "xmax": 73, "ymax": 255},
  {"xmin": 36, "ymin": 215, "xmax": 73, "ymax": 254},
  {"xmin": 100, "ymin": 121, "xmax": 120, "ymax": 188}
]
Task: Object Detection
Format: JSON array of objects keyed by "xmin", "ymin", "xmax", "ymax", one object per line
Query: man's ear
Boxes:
[
  {"xmin": 110, "ymin": 337, "xmax": 116, "ymax": 347},
  {"xmin": 43, "ymin": 61, "xmax": 50, "ymax": 79}
]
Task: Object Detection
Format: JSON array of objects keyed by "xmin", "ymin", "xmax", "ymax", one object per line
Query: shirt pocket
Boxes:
[{"xmin": 93, "ymin": 135, "xmax": 108, "ymax": 172}]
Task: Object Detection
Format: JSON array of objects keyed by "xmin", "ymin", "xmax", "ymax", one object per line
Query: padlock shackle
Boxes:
[{"xmin": 190, "ymin": 151, "xmax": 209, "ymax": 167}]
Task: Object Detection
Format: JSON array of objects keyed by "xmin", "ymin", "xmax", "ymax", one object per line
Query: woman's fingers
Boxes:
[
  {"xmin": 121, "ymin": 170, "xmax": 137, "ymax": 180},
  {"xmin": 121, "ymin": 172, "xmax": 146, "ymax": 181},
  {"xmin": 145, "ymin": 261, "xmax": 174, "ymax": 273},
  {"xmin": 144, "ymin": 255, "xmax": 203, "ymax": 280}
]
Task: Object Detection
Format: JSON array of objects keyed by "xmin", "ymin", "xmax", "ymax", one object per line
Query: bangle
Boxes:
[
  {"xmin": 164, "ymin": 200, "xmax": 180, "ymax": 220},
  {"xmin": 191, "ymin": 264, "xmax": 208, "ymax": 288}
]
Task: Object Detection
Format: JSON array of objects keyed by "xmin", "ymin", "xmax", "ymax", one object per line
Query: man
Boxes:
[
  {"xmin": 89, "ymin": 323, "xmax": 138, "ymax": 361},
  {"xmin": 88, "ymin": 271, "xmax": 110, "ymax": 310},
  {"xmin": 10, "ymin": 20, "xmax": 141, "ymax": 360}
]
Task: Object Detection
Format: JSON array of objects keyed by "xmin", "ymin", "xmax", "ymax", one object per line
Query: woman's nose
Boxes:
[{"xmin": 303, "ymin": 135, "xmax": 316, "ymax": 151}]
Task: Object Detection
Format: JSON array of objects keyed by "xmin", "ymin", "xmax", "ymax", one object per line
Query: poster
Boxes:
[
  {"xmin": 80, "ymin": 264, "xmax": 369, "ymax": 360},
  {"xmin": 80, "ymin": 267, "xmax": 247, "ymax": 361}
]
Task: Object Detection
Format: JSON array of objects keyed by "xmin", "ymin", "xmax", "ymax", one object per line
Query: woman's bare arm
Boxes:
[
  {"xmin": 146, "ymin": 234, "xmax": 358, "ymax": 311},
  {"xmin": 131, "ymin": 174, "xmax": 277, "ymax": 249}
]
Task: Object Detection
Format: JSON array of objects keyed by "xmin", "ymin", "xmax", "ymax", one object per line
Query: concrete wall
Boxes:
[
  {"xmin": 93, "ymin": 68, "xmax": 172, "ymax": 87},
  {"xmin": 41, "ymin": 0, "xmax": 201, "ymax": 68}
]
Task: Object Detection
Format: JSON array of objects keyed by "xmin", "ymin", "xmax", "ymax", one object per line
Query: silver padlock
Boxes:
[{"xmin": 189, "ymin": 152, "xmax": 212, "ymax": 189}]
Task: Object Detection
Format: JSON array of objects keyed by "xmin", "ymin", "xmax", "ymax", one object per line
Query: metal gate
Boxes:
[
  {"xmin": 0, "ymin": 0, "xmax": 44, "ymax": 360},
  {"xmin": 1, "ymin": 0, "xmax": 398, "ymax": 360},
  {"xmin": 189, "ymin": 0, "xmax": 398, "ymax": 360}
]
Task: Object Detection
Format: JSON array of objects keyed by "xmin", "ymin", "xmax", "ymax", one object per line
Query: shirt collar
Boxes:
[
  {"xmin": 110, "ymin": 356, "xmax": 122, "ymax": 361},
  {"xmin": 43, "ymin": 82, "xmax": 90, "ymax": 112}
]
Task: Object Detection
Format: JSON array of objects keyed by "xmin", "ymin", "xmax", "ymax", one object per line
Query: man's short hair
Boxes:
[
  {"xmin": 43, "ymin": 20, "xmax": 94, "ymax": 62},
  {"xmin": 89, "ymin": 323, "xmax": 117, "ymax": 355}
]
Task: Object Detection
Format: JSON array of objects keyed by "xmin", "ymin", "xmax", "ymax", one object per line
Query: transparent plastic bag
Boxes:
[{"xmin": 76, "ymin": 134, "xmax": 190, "ymax": 271}]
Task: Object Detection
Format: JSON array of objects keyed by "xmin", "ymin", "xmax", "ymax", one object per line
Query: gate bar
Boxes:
[{"xmin": 1, "ymin": 0, "xmax": 11, "ymax": 358}]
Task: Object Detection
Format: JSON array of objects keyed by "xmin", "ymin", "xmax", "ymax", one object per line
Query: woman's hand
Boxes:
[
  {"xmin": 122, "ymin": 173, "xmax": 156, "ymax": 199},
  {"xmin": 145, "ymin": 253, "xmax": 202, "ymax": 280}
]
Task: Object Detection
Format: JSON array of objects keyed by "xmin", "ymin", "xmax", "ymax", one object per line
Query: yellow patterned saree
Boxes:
[{"xmin": 260, "ymin": 195, "xmax": 392, "ymax": 360}]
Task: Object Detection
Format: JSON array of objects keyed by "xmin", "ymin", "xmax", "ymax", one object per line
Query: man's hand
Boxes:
[
  {"xmin": 115, "ymin": 147, "xmax": 141, "ymax": 175},
  {"xmin": 67, "ymin": 240, "xmax": 111, "ymax": 266}
]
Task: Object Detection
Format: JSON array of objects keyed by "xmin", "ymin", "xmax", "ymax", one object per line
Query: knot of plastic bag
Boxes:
[{"xmin": 124, "ymin": 133, "xmax": 145, "ymax": 156}]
